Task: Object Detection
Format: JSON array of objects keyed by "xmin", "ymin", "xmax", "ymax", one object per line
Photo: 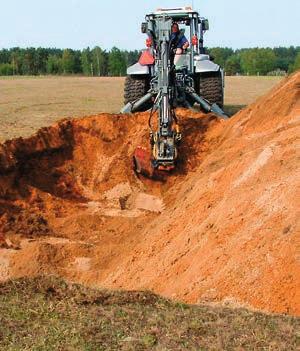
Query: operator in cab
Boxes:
[{"xmin": 170, "ymin": 22, "xmax": 189, "ymax": 63}]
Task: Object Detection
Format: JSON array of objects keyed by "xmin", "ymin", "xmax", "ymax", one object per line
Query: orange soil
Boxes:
[{"xmin": 0, "ymin": 72, "xmax": 299, "ymax": 315}]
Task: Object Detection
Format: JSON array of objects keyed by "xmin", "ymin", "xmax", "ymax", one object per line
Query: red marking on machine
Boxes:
[
  {"xmin": 139, "ymin": 49, "xmax": 155, "ymax": 66},
  {"xmin": 192, "ymin": 35, "xmax": 198, "ymax": 46},
  {"xmin": 133, "ymin": 146, "xmax": 154, "ymax": 177}
]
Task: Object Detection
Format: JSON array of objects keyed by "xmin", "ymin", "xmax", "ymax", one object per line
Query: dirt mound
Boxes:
[{"xmin": 0, "ymin": 72, "xmax": 299, "ymax": 315}]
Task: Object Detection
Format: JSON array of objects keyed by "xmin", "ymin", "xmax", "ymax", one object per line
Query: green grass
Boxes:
[{"xmin": 0, "ymin": 277, "xmax": 299, "ymax": 350}]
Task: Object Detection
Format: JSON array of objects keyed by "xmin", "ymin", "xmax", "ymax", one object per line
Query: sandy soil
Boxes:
[{"xmin": 0, "ymin": 73, "xmax": 299, "ymax": 316}]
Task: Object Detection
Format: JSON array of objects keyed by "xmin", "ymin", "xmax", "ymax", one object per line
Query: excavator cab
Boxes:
[{"xmin": 123, "ymin": 7, "xmax": 224, "ymax": 112}]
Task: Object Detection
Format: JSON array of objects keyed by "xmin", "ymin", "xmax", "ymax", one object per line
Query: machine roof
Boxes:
[{"xmin": 149, "ymin": 6, "xmax": 199, "ymax": 18}]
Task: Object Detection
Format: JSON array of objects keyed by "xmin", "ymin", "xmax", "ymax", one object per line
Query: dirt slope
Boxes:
[{"xmin": 0, "ymin": 72, "xmax": 299, "ymax": 315}]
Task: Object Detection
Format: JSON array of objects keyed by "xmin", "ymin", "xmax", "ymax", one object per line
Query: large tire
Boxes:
[
  {"xmin": 124, "ymin": 75, "xmax": 151, "ymax": 112},
  {"xmin": 198, "ymin": 72, "xmax": 224, "ymax": 108}
]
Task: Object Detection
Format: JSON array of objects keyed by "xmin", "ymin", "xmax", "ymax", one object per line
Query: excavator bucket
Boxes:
[
  {"xmin": 133, "ymin": 146, "xmax": 176, "ymax": 178},
  {"xmin": 133, "ymin": 147, "xmax": 154, "ymax": 178}
]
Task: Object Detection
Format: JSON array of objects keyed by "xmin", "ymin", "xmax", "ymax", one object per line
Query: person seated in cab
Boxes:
[{"xmin": 170, "ymin": 22, "xmax": 189, "ymax": 60}]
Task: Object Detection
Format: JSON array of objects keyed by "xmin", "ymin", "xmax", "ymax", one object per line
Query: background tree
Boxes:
[
  {"xmin": 0, "ymin": 46, "xmax": 299, "ymax": 77},
  {"xmin": 208, "ymin": 47, "xmax": 234, "ymax": 67},
  {"xmin": 0, "ymin": 49, "xmax": 10, "ymax": 65},
  {"xmin": 81, "ymin": 47, "xmax": 92, "ymax": 75},
  {"xmin": 274, "ymin": 46, "xmax": 298, "ymax": 72},
  {"xmin": 124, "ymin": 50, "xmax": 140, "ymax": 67},
  {"xmin": 289, "ymin": 51, "xmax": 300, "ymax": 72},
  {"xmin": 225, "ymin": 55, "xmax": 241, "ymax": 75},
  {"xmin": 46, "ymin": 55, "xmax": 63, "ymax": 74},
  {"xmin": 108, "ymin": 47, "xmax": 127, "ymax": 76},
  {"xmin": 239, "ymin": 48, "xmax": 276, "ymax": 75},
  {"xmin": 34, "ymin": 47, "xmax": 49, "ymax": 74},
  {"xmin": 10, "ymin": 49, "xmax": 21, "ymax": 75},
  {"xmin": 0, "ymin": 63, "xmax": 13, "ymax": 75},
  {"xmin": 92, "ymin": 46, "xmax": 107, "ymax": 76},
  {"xmin": 73, "ymin": 50, "xmax": 82, "ymax": 74},
  {"xmin": 22, "ymin": 47, "xmax": 37, "ymax": 75},
  {"xmin": 62, "ymin": 49, "xmax": 76, "ymax": 74}
]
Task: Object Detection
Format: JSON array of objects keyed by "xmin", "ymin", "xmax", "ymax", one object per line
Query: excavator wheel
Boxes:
[
  {"xmin": 124, "ymin": 75, "xmax": 152, "ymax": 112},
  {"xmin": 198, "ymin": 71, "xmax": 224, "ymax": 108}
]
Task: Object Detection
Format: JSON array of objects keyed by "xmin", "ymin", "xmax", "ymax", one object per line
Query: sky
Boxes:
[{"xmin": 1, "ymin": 0, "xmax": 299, "ymax": 50}]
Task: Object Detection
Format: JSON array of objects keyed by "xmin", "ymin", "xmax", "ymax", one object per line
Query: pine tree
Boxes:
[
  {"xmin": 81, "ymin": 48, "xmax": 92, "ymax": 75},
  {"xmin": 108, "ymin": 47, "xmax": 127, "ymax": 76},
  {"xmin": 289, "ymin": 52, "xmax": 300, "ymax": 73},
  {"xmin": 92, "ymin": 46, "xmax": 107, "ymax": 76},
  {"xmin": 62, "ymin": 49, "xmax": 75, "ymax": 74}
]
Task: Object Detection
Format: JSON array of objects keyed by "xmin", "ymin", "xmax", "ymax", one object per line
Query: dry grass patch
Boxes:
[{"xmin": 0, "ymin": 277, "xmax": 299, "ymax": 350}]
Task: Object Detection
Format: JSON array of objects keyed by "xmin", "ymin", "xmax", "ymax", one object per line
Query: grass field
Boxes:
[
  {"xmin": 0, "ymin": 76, "xmax": 282, "ymax": 142},
  {"xmin": 0, "ymin": 277, "xmax": 298, "ymax": 350}
]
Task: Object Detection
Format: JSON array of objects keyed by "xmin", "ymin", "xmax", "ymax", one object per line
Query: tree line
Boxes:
[
  {"xmin": 208, "ymin": 46, "xmax": 300, "ymax": 76},
  {"xmin": 0, "ymin": 47, "xmax": 139, "ymax": 77},
  {"xmin": 0, "ymin": 46, "xmax": 299, "ymax": 76}
]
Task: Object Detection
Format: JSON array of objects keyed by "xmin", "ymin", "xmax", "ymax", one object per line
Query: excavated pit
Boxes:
[{"xmin": 0, "ymin": 72, "xmax": 299, "ymax": 316}]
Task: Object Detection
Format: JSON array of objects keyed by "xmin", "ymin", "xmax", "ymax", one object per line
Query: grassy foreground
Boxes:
[{"xmin": 0, "ymin": 277, "xmax": 298, "ymax": 350}]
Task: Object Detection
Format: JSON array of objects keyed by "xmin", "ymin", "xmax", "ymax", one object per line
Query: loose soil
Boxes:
[{"xmin": 0, "ymin": 73, "xmax": 299, "ymax": 316}]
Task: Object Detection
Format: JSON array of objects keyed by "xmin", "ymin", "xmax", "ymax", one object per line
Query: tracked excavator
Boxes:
[{"xmin": 121, "ymin": 7, "xmax": 228, "ymax": 177}]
